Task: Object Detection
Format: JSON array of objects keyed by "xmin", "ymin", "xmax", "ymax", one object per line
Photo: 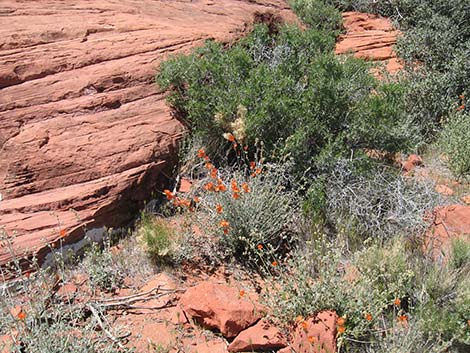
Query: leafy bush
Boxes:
[
  {"xmin": 266, "ymin": 235, "xmax": 470, "ymax": 351},
  {"xmin": 157, "ymin": 24, "xmax": 418, "ymax": 174},
  {"xmin": 438, "ymin": 113, "xmax": 470, "ymax": 180},
  {"xmin": 288, "ymin": 0, "xmax": 342, "ymax": 32},
  {"xmin": 325, "ymin": 0, "xmax": 470, "ymax": 135}
]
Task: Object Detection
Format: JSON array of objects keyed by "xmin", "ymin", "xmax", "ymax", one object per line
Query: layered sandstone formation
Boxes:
[
  {"xmin": 0, "ymin": 0, "xmax": 294, "ymax": 270},
  {"xmin": 336, "ymin": 11, "xmax": 402, "ymax": 73}
]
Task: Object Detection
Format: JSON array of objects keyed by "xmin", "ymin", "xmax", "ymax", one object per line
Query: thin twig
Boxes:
[{"xmin": 87, "ymin": 303, "xmax": 125, "ymax": 349}]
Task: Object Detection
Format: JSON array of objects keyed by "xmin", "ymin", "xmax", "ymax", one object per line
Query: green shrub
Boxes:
[
  {"xmin": 438, "ymin": 113, "xmax": 470, "ymax": 180},
  {"xmin": 157, "ymin": 24, "xmax": 418, "ymax": 174},
  {"xmin": 136, "ymin": 213, "xmax": 175, "ymax": 263},
  {"xmin": 288, "ymin": 0, "xmax": 342, "ymax": 32},
  {"xmin": 325, "ymin": 0, "xmax": 470, "ymax": 136},
  {"xmin": 450, "ymin": 237, "xmax": 470, "ymax": 270}
]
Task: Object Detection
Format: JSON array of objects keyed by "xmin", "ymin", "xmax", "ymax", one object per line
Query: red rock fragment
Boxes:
[
  {"xmin": 228, "ymin": 319, "xmax": 287, "ymax": 352},
  {"xmin": 180, "ymin": 282, "xmax": 264, "ymax": 338}
]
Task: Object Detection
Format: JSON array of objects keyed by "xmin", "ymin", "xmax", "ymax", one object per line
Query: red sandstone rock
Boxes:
[
  {"xmin": 427, "ymin": 205, "xmax": 470, "ymax": 261},
  {"xmin": 335, "ymin": 12, "xmax": 402, "ymax": 73},
  {"xmin": 190, "ymin": 340, "xmax": 229, "ymax": 353},
  {"xmin": 462, "ymin": 195, "xmax": 470, "ymax": 205},
  {"xmin": 435, "ymin": 184, "xmax": 454, "ymax": 196},
  {"xmin": 402, "ymin": 154, "xmax": 423, "ymax": 173},
  {"xmin": 0, "ymin": 0, "xmax": 295, "ymax": 272},
  {"xmin": 290, "ymin": 311, "xmax": 338, "ymax": 353},
  {"xmin": 57, "ymin": 282, "xmax": 78, "ymax": 302},
  {"xmin": 228, "ymin": 319, "xmax": 287, "ymax": 352},
  {"xmin": 180, "ymin": 282, "xmax": 264, "ymax": 338}
]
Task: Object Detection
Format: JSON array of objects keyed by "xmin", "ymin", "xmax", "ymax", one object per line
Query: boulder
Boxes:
[
  {"xmin": 427, "ymin": 205, "xmax": 470, "ymax": 261},
  {"xmin": 228, "ymin": 319, "xmax": 287, "ymax": 352},
  {"xmin": 402, "ymin": 154, "xmax": 423, "ymax": 173},
  {"xmin": 0, "ymin": 0, "xmax": 295, "ymax": 273},
  {"xmin": 335, "ymin": 12, "xmax": 402, "ymax": 73},
  {"xmin": 180, "ymin": 282, "xmax": 264, "ymax": 338},
  {"xmin": 290, "ymin": 311, "xmax": 338, "ymax": 353}
]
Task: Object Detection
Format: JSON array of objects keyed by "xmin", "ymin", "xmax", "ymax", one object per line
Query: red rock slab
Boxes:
[
  {"xmin": 0, "ymin": 0, "xmax": 295, "ymax": 271},
  {"xmin": 426, "ymin": 205, "xmax": 470, "ymax": 261},
  {"xmin": 335, "ymin": 11, "xmax": 403, "ymax": 73},
  {"xmin": 180, "ymin": 281, "xmax": 265, "ymax": 338},
  {"xmin": 290, "ymin": 311, "xmax": 338, "ymax": 353},
  {"xmin": 228, "ymin": 319, "xmax": 287, "ymax": 352}
]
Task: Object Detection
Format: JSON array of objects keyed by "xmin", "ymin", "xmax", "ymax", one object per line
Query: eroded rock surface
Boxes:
[
  {"xmin": 180, "ymin": 281, "xmax": 264, "ymax": 338},
  {"xmin": 336, "ymin": 11, "xmax": 402, "ymax": 73},
  {"xmin": 0, "ymin": 0, "xmax": 294, "ymax": 270}
]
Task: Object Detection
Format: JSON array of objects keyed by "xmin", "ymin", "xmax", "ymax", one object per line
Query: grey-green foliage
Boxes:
[
  {"xmin": 438, "ymin": 113, "xmax": 470, "ymax": 180},
  {"xmin": 82, "ymin": 240, "xmax": 124, "ymax": 292},
  {"xmin": 197, "ymin": 162, "xmax": 300, "ymax": 268},
  {"xmin": 267, "ymin": 236, "xmax": 470, "ymax": 352},
  {"xmin": 307, "ymin": 159, "xmax": 441, "ymax": 239}
]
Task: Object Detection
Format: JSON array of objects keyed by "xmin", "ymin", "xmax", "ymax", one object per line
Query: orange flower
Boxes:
[
  {"xmin": 210, "ymin": 168, "xmax": 218, "ymax": 179},
  {"xmin": 393, "ymin": 298, "xmax": 401, "ymax": 307},
  {"xmin": 194, "ymin": 197, "xmax": 201, "ymax": 203},
  {"xmin": 301, "ymin": 320, "xmax": 309, "ymax": 330},
  {"xmin": 337, "ymin": 325, "xmax": 346, "ymax": 334},
  {"xmin": 457, "ymin": 104, "xmax": 465, "ymax": 111},
  {"xmin": 216, "ymin": 204, "xmax": 223, "ymax": 214},
  {"xmin": 205, "ymin": 162, "xmax": 215, "ymax": 170},
  {"xmin": 460, "ymin": 94, "xmax": 465, "ymax": 100},
  {"xmin": 204, "ymin": 182, "xmax": 215, "ymax": 191},
  {"xmin": 223, "ymin": 228, "xmax": 229, "ymax": 235},
  {"xmin": 220, "ymin": 220, "xmax": 230, "ymax": 228},
  {"xmin": 271, "ymin": 261, "xmax": 278, "ymax": 267},
  {"xmin": 204, "ymin": 155, "xmax": 210, "ymax": 161},
  {"xmin": 365, "ymin": 313, "xmax": 372, "ymax": 321},
  {"xmin": 307, "ymin": 336, "xmax": 315, "ymax": 344},
  {"xmin": 239, "ymin": 290, "xmax": 245, "ymax": 297},
  {"xmin": 59, "ymin": 229, "xmax": 67, "ymax": 237},
  {"xmin": 257, "ymin": 244, "xmax": 263, "ymax": 250},
  {"xmin": 223, "ymin": 133, "xmax": 236, "ymax": 142},
  {"xmin": 398, "ymin": 314, "xmax": 408, "ymax": 323},
  {"xmin": 232, "ymin": 192, "xmax": 240, "ymax": 199},
  {"xmin": 241, "ymin": 183, "xmax": 250, "ymax": 193},
  {"xmin": 163, "ymin": 189, "xmax": 174, "ymax": 200},
  {"xmin": 180, "ymin": 199, "xmax": 191, "ymax": 208},
  {"xmin": 17, "ymin": 310, "xmax": 26, "ymax": 321},
  {"xmin": 336, "ymin": 317, "xmax": 346, "ymax": 326},
  {"xmin": 215, "ymin": 184, "xmax": 227, "ymax": 192},
  {"xmin": 231, "ymin": 180, "xmax": 238, "ymax": 190},
  {"xmin": 249, "ymin": 161, "xmax": 256, "ymax": 170},
  {"xmin": 255, "ymin": 168, "xmax": 262, "ymax": 175},
  {"xmin": 197, "ymin": 149, "xmax": 206, "ymax": 158}
]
